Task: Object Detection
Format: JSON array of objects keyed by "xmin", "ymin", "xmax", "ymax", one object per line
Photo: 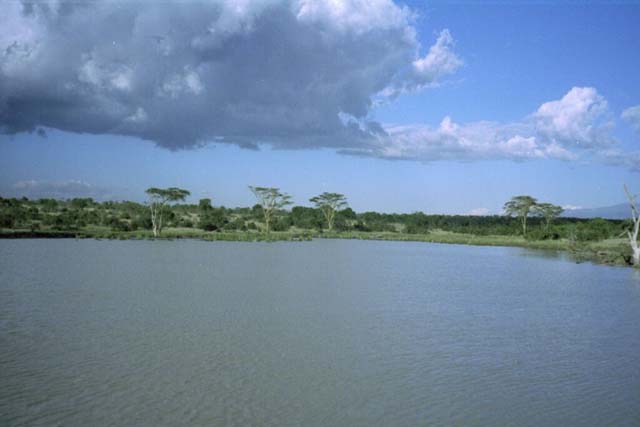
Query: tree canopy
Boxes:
[
  {"xmin": 310, "ymin": 192, "xmax": 348, "ymax": 231},
  {"xmin": 503, "ymin": 195, "xmax": 538, "ymax": 236},
  {"xmin": 146, "ymin": 187, "xmax": 190, "ymax": 203},
  {"xmin": 145, "ymin": 187, "xmax": 190, "ymax": 236},
  {"xmin": 249, "ymin": 186, "xmax": 292, "ymax": 234},
  {"xmin": 532, "ymin": 203, "xmax": 564, "ymax": 230}
]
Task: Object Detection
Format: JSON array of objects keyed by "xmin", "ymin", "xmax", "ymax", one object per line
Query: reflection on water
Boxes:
[{"xmin": 1, "ymin": 239, "xmax": 639, "ymax": 426}]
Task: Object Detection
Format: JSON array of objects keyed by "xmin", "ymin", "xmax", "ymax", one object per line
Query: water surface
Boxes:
[{"xmin": 1, "ymin": 239, "xmax": 639, "ymax": 426}]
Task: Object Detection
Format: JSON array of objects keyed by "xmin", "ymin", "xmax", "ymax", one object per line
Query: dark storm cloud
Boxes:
[{"xmin": 0, "ymin": 0, "xmax": 460, "ymax": 150}]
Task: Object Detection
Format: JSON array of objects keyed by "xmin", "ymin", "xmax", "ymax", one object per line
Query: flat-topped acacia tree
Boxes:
[
  {"xmin": 532, "ymin": 202, "xmax": 564, "ymax": 231},
  {"xmin": 503, "ymin": 195, "xmax": 538, "ymax": 236},
  {"xmin": 624, "ymin": 185, "xmax": 640, "ymax": 267},
  {"xmin": 249, "ymin": 186, "xmax": 292, "ymax": 234},
  {"xmin": 145, "ymin": 187, "xmax": 190, "ymax": 237},
  {"xmin": 310, "ymin": 192, "xmax": 348, "ymax": 232}
]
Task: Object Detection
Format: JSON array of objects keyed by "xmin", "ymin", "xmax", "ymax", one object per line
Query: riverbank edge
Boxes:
[{"xmin": 1, "ymin": 228, "xmax": 632, "ymax": 268}]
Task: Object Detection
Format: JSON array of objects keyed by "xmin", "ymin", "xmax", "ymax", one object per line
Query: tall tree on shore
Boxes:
[
  {"xmin": 249, "ymin": 186, "xmax": 291, "ymax": 234},
  {"xmin": 532, "ymin": 202, "xmax": 564, "ymax": 231},
  {"xmin": 145, "ymin": 187, "xmax": 190, "ymax": 237},
  {"xmin": 310, "ymin": 192, "xmax": 348, "ymax": 232},
  {"xmin": 624, "ymin": 185, "xmax": 640, "ymax": 267},
  {"xmin": 503, "ymin": 195, "xmax": 538, "ymax": 236}
]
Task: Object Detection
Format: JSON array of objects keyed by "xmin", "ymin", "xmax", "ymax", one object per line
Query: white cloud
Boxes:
[
  {"xmin": 533, "ymin": 87, "xmax": 613, "ymax": 148},
  {"xmin": 347, "ymin": 114, "xmax": 574, "ymax": 162},
  {"xmin": 346, "ymin": 87, "xmax": 622, "ymax": 164},
  {"xmin": 412, "ymin": 29, "xmax": 463, "ymax": 88},
  {"xmin": 295, "ymin": 0, "xmax": 414, "ymax": 35},
  {"xmin": 562, "ymin": 205, "xmax": 583, "ymax": 211},
  {"xmin": 468, "ymin": 208, "xmax": 490, "ymax": 216},
  {"xmin": 622, "ymin": 105, "xmax": 640, "ymax": 133},
  {"xmin": 380, "ymin": 29, "xmax": 462, "ymax": 98}
]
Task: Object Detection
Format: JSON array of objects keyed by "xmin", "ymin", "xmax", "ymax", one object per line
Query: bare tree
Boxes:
[
  {"xmin": 624, "ymin": 184, "xmax": 640, "ymax": 267},
  {"xmin": 249, "ymin": 186, "xmax": 292, "ymax": 234},
  {"xmin": 532, "ymin": 203, "xmax": 564, "ymax": 231},
  {"xmin": 503, "ymin": 195, "xmax": 538, "ymax": 236},
  {"xmin": 310, "ymin": 192, "xmax": 348, "ymax": 232},
  {"xmin": 145, "ymin": 187, "xmax": 190, "ymax": 237}
]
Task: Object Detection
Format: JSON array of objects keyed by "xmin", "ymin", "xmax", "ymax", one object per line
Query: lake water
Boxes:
[{"xmin": 1, "ymin": 239, "xmax": 639, "ymax": 426}]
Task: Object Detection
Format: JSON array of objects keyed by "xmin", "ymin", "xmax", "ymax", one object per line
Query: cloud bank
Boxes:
[
  {"xmin": 1, "ymin": 0, "xmax": 459, "ymax": 149},
  {"xmin": 346, "ymin": 87, "xmax": 615, "ymax": 163},
  {"xmin": 1, "ymin": 1, "xmax": 636, "ymax": 172}
]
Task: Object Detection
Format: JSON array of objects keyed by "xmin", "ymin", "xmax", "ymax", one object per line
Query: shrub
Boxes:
[
  {"xmin": 133, "ymin": 215, "xmax": 152, "ymax": 230},
  {"xmin": 525, "ymin": 228, "xmax": 561, "ymax": 241},
  {"xmin": 271, "ymin": 216, "xmax": 291, "ymax": 232},
  {"xmin": 199, "ymin": 208, "xmax": 228, "ymax": 231},
  {"xmin": 225, "ymin": 217, "xmax": 247, "ymax": 231},
  {"xmin": 575, "ymin": 218, "xmax": 615, "ymax": 242}
]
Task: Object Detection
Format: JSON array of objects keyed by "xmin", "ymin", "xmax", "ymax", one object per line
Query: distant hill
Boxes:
[{"xmin": 562, "ymin": 203, "xmax": 630, "ymax": 220}]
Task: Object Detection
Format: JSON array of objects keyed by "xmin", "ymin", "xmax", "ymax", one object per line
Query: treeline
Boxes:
[{"xmin": 0, "ymin": 195, "xmax": 629, "ymax": 242}]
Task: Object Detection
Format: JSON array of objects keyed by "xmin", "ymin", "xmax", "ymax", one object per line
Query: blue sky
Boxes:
[{"xmin": 1, "ymin": 1, "xmax": 639, "ymax": 214}]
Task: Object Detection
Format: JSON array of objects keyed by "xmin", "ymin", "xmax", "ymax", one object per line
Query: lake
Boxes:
[{"xmin": 1, "ymin": 239, "xmax": 639, "ymax": 426}]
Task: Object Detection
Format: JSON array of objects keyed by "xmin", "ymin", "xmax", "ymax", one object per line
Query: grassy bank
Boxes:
[
  {"xmin": 0, "ymin": 227, "xmax": 313, "ymax": 242},
  {"xmin": 1, "ymin": 226, "xmax": 632, "ymax": 267},
  {"xmin": 317, "ymin": 230, "xmax": 631, "ymax": 267}
]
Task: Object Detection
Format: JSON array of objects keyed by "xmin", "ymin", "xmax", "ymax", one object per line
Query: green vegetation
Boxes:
[
  {"xmin": 248, "ymin": 186, "xmax": 292, "ymax": 235},
  {"xmin": 503, "ymin": 195, "xmax": 540, "ymax": 236},
  {"xmin": 146, "ymin": 187, "xmax": 190, "ymax": 237},
  {"xmin": 310, "ymin": 192, "xmax": 348, "ymax": 232},
  {"xmin": 0, "ymin": 190, "xmax": 636, "ymax": 267},
  {"xmin": 532, "ymin": 202, "xmax": 564, "ymax": 231}
]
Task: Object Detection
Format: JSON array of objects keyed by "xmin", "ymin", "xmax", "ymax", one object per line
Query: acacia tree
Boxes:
[
  {"xmin": 310, "ymin": 192, "xmax": 348, "ymax": 232},
  {"xmin": 624, "ymin": 185, "xmax": 640, "ymax": 267},
  {"xmin": 503, "ymin": 195, "xmax": 538, "ymax": 236},
  {"xmin": 145, "ymin": 187, "xmax": 190, "ymax": 237},
  {"xmin": 532, "ymin": 203, "xmax": 564, "ymax": 231},
  {"xmin": 249, "ymin": 186, "xmax": 292, "ymax": 234}
]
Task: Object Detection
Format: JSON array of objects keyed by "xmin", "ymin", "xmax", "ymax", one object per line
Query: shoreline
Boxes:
[{"xmin": 1, "ymin": 228, "xmax": 632, "ymax": 268}]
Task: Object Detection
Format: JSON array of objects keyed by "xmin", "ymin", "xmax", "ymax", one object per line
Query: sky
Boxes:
[{"xmin": 1, "ymin": 0, "xmax": 640, "ymax": 214}]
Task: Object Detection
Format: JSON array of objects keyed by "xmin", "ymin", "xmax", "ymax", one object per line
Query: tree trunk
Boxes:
[
  {"xmin": 629, "ymin": 225, "xmax": 640, "ymax": 267},
  {"xmin": 625, "ymin": 185, "xmax": 640, "ymax": 267},
  {"xmin": 522, "ymin": 215, "xmax": 527, "ymax": 236},
  {"xmin": 327, "ymin": 209, "xmax": 334, "ymax": 232},
  {"xmin": 150, "ymin": 204, "xmax": 158, "ymax": 237},
  {"xmin": 149, "ymin": 202, "xmax": 162, "ymax": 237},
  {"xmin": 631, "ymin": 242, "xmax": 640, "ymax": 267}
]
